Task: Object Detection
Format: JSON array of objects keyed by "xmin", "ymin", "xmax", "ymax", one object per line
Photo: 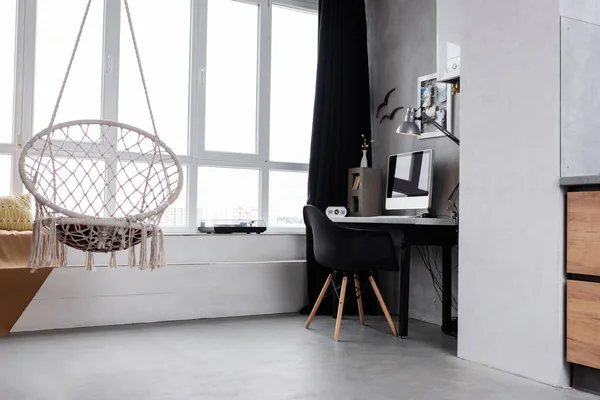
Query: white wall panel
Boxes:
[
  {"xmin": 458, "ymin": 0, "xmax": 567, "ymax": 387},
  {"xmin": 13, "ymin": 261, "xmax": 307, "ymax": 332}
]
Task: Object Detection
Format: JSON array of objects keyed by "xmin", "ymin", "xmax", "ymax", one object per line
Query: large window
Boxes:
[{"xmin": 3, "ymin": 0, "xmax": 317, "ymax": 232}]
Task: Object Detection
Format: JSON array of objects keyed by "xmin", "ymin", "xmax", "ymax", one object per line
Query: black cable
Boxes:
[
  {"xmin": 432, "ymin": 247, "xmax": 442, "ymax": 275},
  {"xmin": 430, "ymin": 247, "xmax": 458, "ymax": 307},
  {"xmin": 418, "ymin": 246, "xmax": 458, "ymax": 311},
  {"xmin": 431, "ymin": 246, "xmax": 458, "ymax": 308},
  {"xmin": 421, "ymin": 247, "xmax": 443, "ymax": 293},
  {"xmin": 418, "ymin": 246, "xmax": 444, "ymax": 304}
]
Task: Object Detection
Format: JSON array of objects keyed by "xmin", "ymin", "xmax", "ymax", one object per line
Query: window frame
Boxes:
[{"xmin": 7, "ymin": 0, "xmax": 316, "ymax": 233}]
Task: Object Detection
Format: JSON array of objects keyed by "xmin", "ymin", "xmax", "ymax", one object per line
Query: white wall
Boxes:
[
  {"xmin": 561, "ymin": 0, "xmax": 600, "ymax": 26},
  {"xmin": 458, "ymin": 0, "xmax": 567, "ymax": 387},
  {"xmin": 13, "ymin": 235, "xmax": 307, "ymax": 332}
]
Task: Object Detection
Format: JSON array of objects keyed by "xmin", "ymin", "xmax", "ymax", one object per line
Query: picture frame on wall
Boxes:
[{"xmin": 417, "ymin": 72, "xmax": 453, "ymax": 139}]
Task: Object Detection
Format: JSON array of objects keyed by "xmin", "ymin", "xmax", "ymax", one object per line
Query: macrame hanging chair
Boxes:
[{"xmin": 19, "ymin": 0, "xmax": 183, "ymax": 271}]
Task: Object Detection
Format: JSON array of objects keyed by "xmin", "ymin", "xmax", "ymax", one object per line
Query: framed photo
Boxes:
[{"xmin": 417, "ymin": 73, "xmax": 453, "ymax": 139}]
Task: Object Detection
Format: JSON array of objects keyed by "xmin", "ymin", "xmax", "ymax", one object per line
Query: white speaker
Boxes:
[{"xmin": 326, "ymin": 206, "xmax": 347, "ymax": 218}]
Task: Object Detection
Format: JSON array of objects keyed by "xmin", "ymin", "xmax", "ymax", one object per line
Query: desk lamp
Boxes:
[
  {"xmin": 397, "ymin": 107, "xmax": 460, "ymax": 145},
  {"xmin": 397, "ymin": 107, "xmax": 459, "ymax": 217}
]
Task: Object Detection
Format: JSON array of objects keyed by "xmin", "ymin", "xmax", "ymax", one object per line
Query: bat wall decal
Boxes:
[
  {"xmin": 376, "ymin": 88, "xmax": 396, "ymax": 118},
  {"xmin": 379, "ymin": 106, "xmax": 404, "ymax": 124}
]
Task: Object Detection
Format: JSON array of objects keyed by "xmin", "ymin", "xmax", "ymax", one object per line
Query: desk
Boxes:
[{"xmin": 330, "ymin": 215, "xmax": 458, "ymax": 337}]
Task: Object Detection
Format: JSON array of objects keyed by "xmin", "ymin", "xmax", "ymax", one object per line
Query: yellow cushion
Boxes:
[{"xmin": 0, "ymin": 194, "xmax": 33, "ymax": 231}]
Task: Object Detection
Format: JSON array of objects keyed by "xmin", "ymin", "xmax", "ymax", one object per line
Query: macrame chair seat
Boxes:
[
  {"xmin": 52, "ymin": 220, "xmax": 146, "ymax": 253},
  {"xmin": 20, "ymin": 120, "xmax": 183, "ymax": 270},
  {"xmin": 19, "ymin": 0, "xmax": 183, "ymax": 271}
]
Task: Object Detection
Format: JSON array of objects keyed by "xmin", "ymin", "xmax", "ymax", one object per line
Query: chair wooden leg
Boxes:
[
  {"xmin": 369, "ymin": 275, "xmax": 398, "ymax": 337},
  {"xmin": 334, "ymin": 276, "xmax": 348, "ymax": 341},
  {"xmin": 305, "ymin": 274, "xmax": 333, "ymax": 329},
  {"xmin": 354, "ymin": 274, "xmax": 364, "ymax": 325}
]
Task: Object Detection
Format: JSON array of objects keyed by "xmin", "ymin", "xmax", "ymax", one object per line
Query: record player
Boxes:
[{"xmin": 197, "ymin": 220, "xmax": 267, "ymax": 234}]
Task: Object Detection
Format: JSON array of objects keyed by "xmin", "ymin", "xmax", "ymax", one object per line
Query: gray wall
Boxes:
[
  {"xmin": 457, "ymin": 0, "xmax": 568, "ymax": 387},
  {"xmin": 365, "ymin": 0, "xmax": 459, "ymax": 324}
]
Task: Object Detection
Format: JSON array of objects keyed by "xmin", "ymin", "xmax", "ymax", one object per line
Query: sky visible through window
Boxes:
[
  {"xmin": 34, "ymin": 0, "xmax": 103, "ymax": 134},
  {"xmin": 119, "ymin": 0, "xmax": 191, "ymax": 156},
  {"xmin": 270, "ymin": 5, "xmax": 318, "ymax": 164},
  {"xmin": 0, "ymin": 156, "xmax": 11, "ymax": 197},
  {"xmin": 206, "ymin": 0, "xmax": 259, "ymax": 154},
  {"xmin": 197, "ymin": 167, "xmax": 260, "ymax": 224},
  {"xmin": 0, "ymin": 1, "xmax": 16, "ymax": 145},
  {"xmin": 269, "ymin": 170, "xmax": 308, "ymax": 226}
]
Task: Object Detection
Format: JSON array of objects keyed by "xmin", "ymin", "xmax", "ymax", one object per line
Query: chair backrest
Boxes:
[
  {"xmin": 303, "ymin": 205, "xmax": 346, "ymax": 269},
  {"xmin": 20, "ymin": 120, "xmax": 183, "ymax": 222}
]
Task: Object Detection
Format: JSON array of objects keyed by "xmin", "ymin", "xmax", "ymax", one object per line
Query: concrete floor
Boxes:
[{"xmin": 0, "ymin": 315, "xmax": 595, "ymax": 400}]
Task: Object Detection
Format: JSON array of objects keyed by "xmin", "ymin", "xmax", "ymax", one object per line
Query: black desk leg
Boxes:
[
  {"xmin": 398, "ymin": 245, "xmax": 411, "ymax": 337},
  {"xmin": 441, "ymin": 245, "xmax": 453, "ymax": 335}
]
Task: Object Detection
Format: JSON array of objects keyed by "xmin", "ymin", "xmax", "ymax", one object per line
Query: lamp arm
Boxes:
[
  {"xmin": 417, "ymin": 107, "xmax": 460, "ymax": 146},
  {"xmin": 447, "ymin": 182, "xmax": 459, "ymax": 216}
]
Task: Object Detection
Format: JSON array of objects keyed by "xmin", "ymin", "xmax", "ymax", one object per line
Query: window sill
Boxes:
[{"xmin": 163, "ymin": 228, "xmax": 306, "ymax": 237}]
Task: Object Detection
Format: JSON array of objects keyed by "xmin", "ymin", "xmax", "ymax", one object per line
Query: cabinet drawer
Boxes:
[
  {"xmin": 567, "ymin": 280, "xmax": 600, "ymax": 369},
  {"xmin": 568, "ymin": 192, "xmax": 600, "ymax": 276}
]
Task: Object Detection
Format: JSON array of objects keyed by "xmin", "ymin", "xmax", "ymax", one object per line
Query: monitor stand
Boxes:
[{"xmin": 419, "ymin": 209, "xmax": 436, "ymax": 218}]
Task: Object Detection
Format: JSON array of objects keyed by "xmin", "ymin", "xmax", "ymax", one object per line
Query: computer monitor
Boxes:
[{"xmin": 385, "ymin": 150, "xmax": 433, "ymax": 211}]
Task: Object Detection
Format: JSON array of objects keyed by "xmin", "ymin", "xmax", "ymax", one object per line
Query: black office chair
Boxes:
[{"xmin": 303, "ymin": 205, "xmax": 399, "ymax": 341}]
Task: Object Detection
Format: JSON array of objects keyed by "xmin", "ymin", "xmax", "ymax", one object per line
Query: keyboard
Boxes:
[{"xmin": 369, "ymin": 215, "xmax": 412, "ymax": 219}]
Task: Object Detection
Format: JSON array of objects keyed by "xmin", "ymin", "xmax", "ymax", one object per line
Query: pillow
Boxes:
[{"xmin": 0, "ymin": 193, "xmax": 33, "ymax": 231}]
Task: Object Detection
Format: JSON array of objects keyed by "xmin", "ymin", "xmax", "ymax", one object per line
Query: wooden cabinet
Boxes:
[
  {"xmin": 567, "ymin": 280, "xmax": 600, "ymax": 369},
  {"xmin": 567, "ymin": 191, "xmax": 600, "ymax": 370},
  {"xmin": 567, "ymin": 192, "xmax": 600, "ymax": 276}
]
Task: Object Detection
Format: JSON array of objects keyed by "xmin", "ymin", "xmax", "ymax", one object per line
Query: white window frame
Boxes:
[
  {"xmin": 6, "ymin": 0, "xmax": 316, "ymax": 234},
  {"xmin": 1, "ymin": 0, "xmax": 31, "ymax": 196},
  {"xmin": 189, "ymin": 0, "xmax": 315, "ymax": 234}
]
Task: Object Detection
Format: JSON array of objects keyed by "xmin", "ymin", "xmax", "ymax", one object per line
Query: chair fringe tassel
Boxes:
[
  {"xmin": 28, "ymin": 220, "xmax": 167, "ymax": 272},
  {"xmin": 108, "ymin": 251, "xmax": 117, "ymax": 269},
  {"xmin": 85, "ymin": 252, "xmax": 96, "ymax": 271}
]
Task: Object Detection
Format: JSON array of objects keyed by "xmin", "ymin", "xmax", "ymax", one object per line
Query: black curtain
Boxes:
[{"xmin": 302, "ymin": 0, "xmax": 372, "ymax": 315}]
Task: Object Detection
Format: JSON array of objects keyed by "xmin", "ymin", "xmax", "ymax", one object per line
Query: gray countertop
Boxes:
[{"xmin": 559, "ymin": 175, "xmax": 600, "ymax": 186}]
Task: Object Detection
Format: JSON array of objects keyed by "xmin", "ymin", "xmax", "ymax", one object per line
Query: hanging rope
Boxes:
[
  {"xmin": 122, "ymin": 0, "xmax": 170, "ymax": 210},
  {"xmin": 122, "ymin": 0, "xmax": 160, "ymax": 141}
]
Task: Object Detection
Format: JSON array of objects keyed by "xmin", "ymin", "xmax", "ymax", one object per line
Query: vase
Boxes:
[{"xmin": 360, "ymin": 150, "xmax": 368, "ymax": 168}]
